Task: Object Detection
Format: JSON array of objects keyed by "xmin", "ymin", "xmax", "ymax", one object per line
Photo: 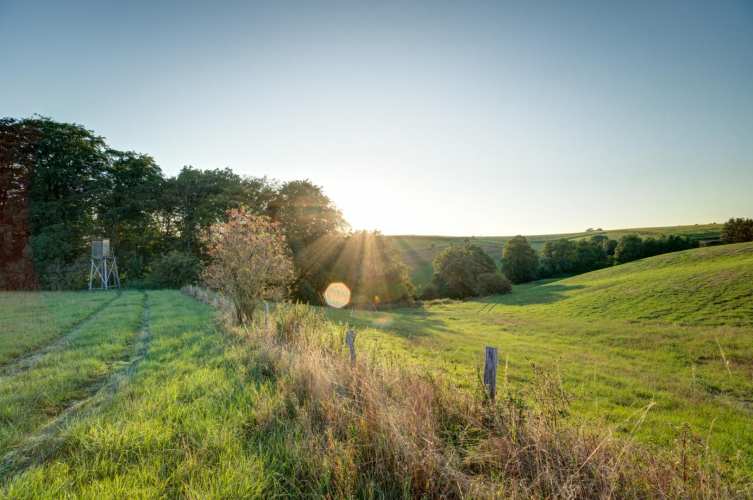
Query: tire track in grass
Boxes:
[
  {"xmin": 0, "ymin": 292, "xmax": 121, "ymax": 378},
  {"xmin": 0, "ymin": 293, "xmax": 152, "ymax": 481}
]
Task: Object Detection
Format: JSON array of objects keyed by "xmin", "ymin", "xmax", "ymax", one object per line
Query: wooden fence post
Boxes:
[
  {"xmin": 215, "ymin": 292, "xmax": 220, "ymax": 307},
  {"xmin": 264, "ymin": 302, "xmax": 270, "ymax": 330},
  {"xmin": 345, "ymin": 330, "xmax": 356, "ymax": 364},
  {"xmin": 484, "ymin": 346, "xmax": 498, "ymax": 402},
  {"xmin": 296, "ymin": 322, "xmax": 301, "ymax": 338},
  {"xmin": 189, "ymin": 284, "xmax": 193, "ymax": 294}
]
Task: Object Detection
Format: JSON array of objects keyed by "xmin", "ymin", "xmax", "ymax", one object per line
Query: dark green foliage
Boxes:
[
  {"xmin": 573, "ymin": 239, "xmax": 608, "ymax": 273},
  {"xmin": 720, "ymin": 218, "xmax": 753, "ymax": 244},
  {"xmin": 614, "ymin": 235, "xmax": 644, "ymax": 264},
  {"xmin": 476, "ymin": 272, "xmax": 512, "ymax": 295},
  {"xmin": 419, "ymin": 283, "xmax": 440, "ymax": 300},
  {"xmin": 432, "ymin": 244, "xmax": 499, "ymax": 299},
  {"xmin": 149, "ymin": 251, "xmax": 201, "ymax": 289},
  {"xmin": 614, "ymin": 234, "xmax": 698, "ymax": 265},
  {"xmin": 540, "ymin": 239, "xmax": 577, "ymax": 276},
  {"xmin": 501, "ymin": 236, "xmax": 539, "ymax": 284},
  {"xmin": 20, "ymin": 117, "xmax": 110, "ymax": 289},
  {"xmin": 432, "ymin": 246, "xmax": 477, "ymax": 299}
]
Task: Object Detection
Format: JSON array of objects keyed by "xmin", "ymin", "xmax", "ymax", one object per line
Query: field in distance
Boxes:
[
  {"xmin": 390, "ymin": 223, "xmax": 724, "ymax": 291},
  {"xmin": 325, "ymin": 242, "xmax": 753, "ymax": 465}
]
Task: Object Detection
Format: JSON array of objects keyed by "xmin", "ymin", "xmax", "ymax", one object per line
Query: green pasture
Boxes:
[
  {"xmin": 0, "ymin": 292, "xmax": 117, "ymax": 365},
  {"xmin": 0, "ymin": 242, "xmax": 750, "ymax": 494},
  {"xmin": 326, "ymin": 243, "xmax": 753, "ymax": 462}
]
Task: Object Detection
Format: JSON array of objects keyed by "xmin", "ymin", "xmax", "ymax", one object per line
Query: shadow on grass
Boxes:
[{"xmin": 485, "ymin": 284, "xmax": 587, "ymax": 306}]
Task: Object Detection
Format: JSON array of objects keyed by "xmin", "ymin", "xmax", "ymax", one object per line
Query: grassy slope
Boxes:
[
  {"xmin": 0, "ymin": 292, "xmax": 116, "ymax": 364},
  {"xmin": 325, "ymin": 243, "xmax": 753, "ymax": 460},
  {"xmin": 393, "ymin": 223, "xmax": 723, "ymax": 291},
  {"xmin": 0, "ymin": 292, "xmax": 144, "ymax": 452}
]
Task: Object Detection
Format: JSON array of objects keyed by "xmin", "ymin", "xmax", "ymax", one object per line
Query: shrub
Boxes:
[
  {"xmin": 476, "ymin": 272, "xmax": 512, "ymax": 295},
  {"xmin": 149, "ymin": 251, "xmax": 201, "ymax": 289},
  {"xmin": 432, "ymin": 244, "xmax": 496, "ymax": 299},
  {"xmin": 419, "ymin": 283, "xmax": 440, "ymax": 300},
  {"xmin": 202, "ymin": 208, "xmax": 294, "ymax": 323}
]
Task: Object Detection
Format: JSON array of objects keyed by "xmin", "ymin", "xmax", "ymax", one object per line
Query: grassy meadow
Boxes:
[
  {"xmin": 325, "ymin": 243, "xmax": 753, "ymax": 462},
  {"xmin": 0, "ymin": 242, "xmax": 751, "ymax": 497},
  {"xmin": 392, "ymin": 223, "xmax": 723, "ymax": 291}
]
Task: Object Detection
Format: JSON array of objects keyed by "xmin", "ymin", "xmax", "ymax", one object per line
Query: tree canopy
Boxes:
[
  {"xmin": 501, "ymin": 236, "xmax": 539, "ymax": 284},
  {"xmin": 0, "ymin": 116, "xmax": 411, "ymax": 302}
]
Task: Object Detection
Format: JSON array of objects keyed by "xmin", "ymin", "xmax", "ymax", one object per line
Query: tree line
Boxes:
[
  {"xmin": 0, "ymin": 116, "xmax": 412, "ymax": 304},
  {"xmin": 422, "ymin": 222, "xmax": 751, "ymax": 300}
]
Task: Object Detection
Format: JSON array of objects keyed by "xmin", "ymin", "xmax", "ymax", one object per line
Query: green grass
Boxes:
[
  {"xmin": 0, "ymin": 292, "xmax": 144, "ymax": 452},
  {"xmin": 394, "ymin": 223, "xmax": 723, "ymax": 291},
  {"xmin": 325, "ymin": 243, "xmax": 753, "ymax": 462},
  {"xmin": 1, "ymin": 291, "xmax": 295, "ymax": 497},
  {"xmin": 0, "ymin": 244, "xmax": 750, "ymax": 494},
  {"xmin": 0, "ymin": 292, "xmax": 117, "ymax": 364}
]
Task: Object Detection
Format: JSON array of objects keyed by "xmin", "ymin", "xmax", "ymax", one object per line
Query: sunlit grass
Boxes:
[
  {"xmin": 0, "ymin": 292, "xmax": 143, "ymax": 452},
  {"xmin": 0, "ymin": 292, "xmax": 117, "ymax": 364},
  {"xmin": 324, "ymin": 243, "xmax": 753, "ymax": 463}
]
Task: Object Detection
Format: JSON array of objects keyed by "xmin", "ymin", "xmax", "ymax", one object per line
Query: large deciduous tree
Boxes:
[
  {"xmin": 432, "ymin": 243, "xmax": 499, "ymax": 299},
  {"xmin": 501, "ymin": 236, "xmax": 539, "ymax": 284},
  {"xmin": 201, "ymin": 208, "xmax": 294, "ymax": 323}
]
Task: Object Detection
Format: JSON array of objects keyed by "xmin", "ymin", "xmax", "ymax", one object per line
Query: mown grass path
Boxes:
[
  {"xmin": 0, "ymin": 292, "xmax": 118, "ymax": 365},
  {"xmin": 0, "ymin": 292, "xmax": 152, "ymax": 479},
  {"xmin": 0, "ymin": 292, "xmax": 144, "ymax": 454},
  {"xmin": 0, "ymin": 292, "xmax": 121, "ymax": 379},
  {"xmin": 1, "ymin": 291, "xmax": 279, "ymax": 498}
]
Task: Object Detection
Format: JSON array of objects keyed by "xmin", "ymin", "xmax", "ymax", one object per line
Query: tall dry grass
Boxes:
[{"xmin": 183, "ymin": 286, "xmax": 751, "ymax": 499}]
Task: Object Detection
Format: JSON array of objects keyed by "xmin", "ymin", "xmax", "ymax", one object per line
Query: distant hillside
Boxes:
[
  {"xmin": 391, "ymin": 223, "xmax": 723, "ymax": 292},
  {"xmin": 493, "ymin": 241, "xmax": 753, "ymax": 325}
]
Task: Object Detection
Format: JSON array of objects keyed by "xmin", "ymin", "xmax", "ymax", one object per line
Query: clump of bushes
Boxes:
[
  {"xmin": 148, "ymin": 251, "xmax": 201, "ymax": 289},
  {"xmin": 476, "ymin": 272, "xmax": 512, "ymax": 295},
  {"xmin": 429, "ymin": 243, "xmax": 511, "ymax": 300}
]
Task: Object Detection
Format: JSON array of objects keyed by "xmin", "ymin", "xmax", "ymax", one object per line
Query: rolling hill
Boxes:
[
  {"xmin": 390, "ymin": 223, "xmax": 724, "ymax": 292},
  {"xmin": 326, "ymin": 242, "xmax": 753, "ymax": 460}
]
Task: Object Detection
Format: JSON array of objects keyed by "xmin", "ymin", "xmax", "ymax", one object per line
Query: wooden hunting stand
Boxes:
[{"xmin": 88, "ymin": 238, "xmax": 121, "ymax": 291}]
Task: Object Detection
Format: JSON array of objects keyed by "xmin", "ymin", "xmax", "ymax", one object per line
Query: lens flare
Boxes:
[{"xmin": 323, "ymin": 282, "xmax": 350, "ymax": 309}]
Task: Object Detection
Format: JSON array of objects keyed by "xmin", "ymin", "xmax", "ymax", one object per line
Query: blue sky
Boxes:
[{"xmin": 2, "ymin": 1, "xmax": 751, "ymax": 235}]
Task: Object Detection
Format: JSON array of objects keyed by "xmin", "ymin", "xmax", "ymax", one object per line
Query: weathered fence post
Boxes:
[
  {"xmin": 189, "ymin": 284, "xmax": 193, "ymax": 294},
  {"xmin": 215, "ymin": 292, "xmax": 220, "ymax": 307},
  {"xmin": 264, "ymin": 302, "xmax": 270, "ymax": 330},
  {"xmin": 345, "ymin": 330, "xmax": 356, "ymax": 364},
  {"xmin": 484, "ymin": 346, "xmax": 498, "ymax": 402},
  {"xmin": 295, "ymin": 322, "xmax": 301, "ymax": 338},
  {"xmin": 350, "ymin": 305, "xmax": 355, "ymax": 318}
]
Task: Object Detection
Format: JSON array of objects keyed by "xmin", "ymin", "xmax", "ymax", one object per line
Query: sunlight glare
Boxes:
[{"xmin": 324, "ymin": 282, "xmax": 350, "ymax": 308}]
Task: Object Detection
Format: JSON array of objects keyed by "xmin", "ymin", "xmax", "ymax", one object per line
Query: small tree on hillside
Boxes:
[
  {"xmin": 202, "ymin": 208, "xmax": 294, "ymax": 323},
  {"xmin": 501, "ymin": 236, "xmax": 539, "ymax": 284}
]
